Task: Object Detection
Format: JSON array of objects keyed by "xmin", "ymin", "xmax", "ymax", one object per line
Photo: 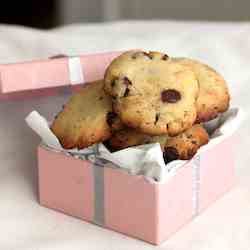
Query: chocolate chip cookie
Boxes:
[
  {"xmin": 108, "ymin": 127, "xmax": 169, "ymax": 151},
  {"xmin": 163, "ymin": 124, "xmax": 209, "ymax": 163},
  {"xmin": 172, "ymin": 58, "xmax": 230, "ymax": 122},
  {"xmin": 51, "ymin": 80, "xmax": 123, "ymax": 149},
  {"xmin": 104, "ymin": 50, "xmax": 199, "ymax": 136},
  {"xmin": 108, "ymin": 124, "xmax": 209, "ymax": 163}
]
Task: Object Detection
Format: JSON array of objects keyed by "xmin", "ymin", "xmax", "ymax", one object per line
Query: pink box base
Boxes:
[{"xmin": 38, "ymin": 136, "xmax": 235, "ymax": 245}]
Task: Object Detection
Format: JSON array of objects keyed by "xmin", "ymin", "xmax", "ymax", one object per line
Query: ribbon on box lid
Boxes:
[
  {"xmin": 0, "ymin": 51, "xmax": 123, "ymax": 94},
  {"xmin": 68, "ymin": 57, "xmax": 84, "ymax": 85},
  {"xmin": 49, "ymin": 55, "xmax": 84, "ymax": 85}
]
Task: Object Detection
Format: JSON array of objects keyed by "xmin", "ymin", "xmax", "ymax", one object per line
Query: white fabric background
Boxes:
[{"xmin": 0, "ymin": 21, "xmax": 249, "ymax": 250}]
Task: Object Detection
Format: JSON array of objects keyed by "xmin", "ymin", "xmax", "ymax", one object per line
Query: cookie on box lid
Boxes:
[
  {"xmin": 51, "ymin": 80, "xmax": 123, "ymax": 149},
  {"xmin": 104, "ymin": 50, "xmax": 199, "ymax": 136},
  {"xmin": 172, "ymin": 58, "xmax": 230, "ymax": 122},
  {"xmin": 108, "ymin": 124, "xmax": 209, "ymax": 163}
]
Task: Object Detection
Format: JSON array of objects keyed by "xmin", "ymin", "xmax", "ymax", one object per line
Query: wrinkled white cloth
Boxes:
[
  {"xmin": 25, "ymin": 108, "xmax": 243, "ymax": 182},
  {"xmin": 0, "ymin": 21, "xmax": 250, "ymax": 250}
]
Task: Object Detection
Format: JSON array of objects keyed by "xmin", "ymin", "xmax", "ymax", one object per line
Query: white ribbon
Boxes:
[
  {"xmin": 68, "ymin": 57, "xmax": 84, "ymax": 85},
  {"xmin": 192, "ymin": 155, "xmax": 201, "ymax": 216}
]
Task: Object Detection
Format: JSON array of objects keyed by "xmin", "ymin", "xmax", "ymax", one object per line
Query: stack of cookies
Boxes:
[{"xmin": 51, "ymin": 50, "xmax": 230, "ymax": 163}]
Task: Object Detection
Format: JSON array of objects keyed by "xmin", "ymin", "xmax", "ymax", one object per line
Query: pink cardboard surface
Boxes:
[
  {"xmin": 38, "ymin": 147, "xmax": 94, "ymax": 221},
  {"xmin": 198, "ymin": 137, "xmax": 235, "ymax": 213},
  {"xmin": 0, "ymin": 51, "xmax": 122, "ymax": 99},
  {"xmin": 157, "ymin": 162, "xmax": 193, "ymax": 244},
  {"xmin": 104, "ymin": 168, "xmax": 158, "ymax": 244}
]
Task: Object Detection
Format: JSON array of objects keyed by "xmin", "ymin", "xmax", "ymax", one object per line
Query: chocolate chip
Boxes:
[
  {"xmin": 123, "ymin": 77, "xmax": 132, "ymax": 86},
  {"xmin": 154, "ymin": 113, "xmax": 160, "ymax": 125},
  {"xmin": 161, "ymin": 89, "xmax": 181, "ymax": 103},
  {"xmin": 132, "ymin": 51, "xmax": 152, "ymax": 59},
  {"xmin": 123, "ymin": 88, "xmax": 130, "ymax": 97},
  {"xmin": 187, "ymin": 148, "xmax": 195, "ymax": 158},
  {"xmin": 131, "ymin": 52, "xmax": 139, "ymax": 59},
  {"xmin": 111, "ymin": 79, "xmax": 116, "ymax": 87},
  {"xmin": 106, "ymin": 112, "xmax": 117, "ymax": 127},
  {"xmin": 163, "ymin": 147, "xmax": 179, "ymax": 164},
  {"xmin": 143, "ymin": 52, "xmax": 153, "ymax": 59},
  {"xmin": 191, "ymin": 140, "xmax": 197, "ymax": 144},
  {"xmin": 162, "ymin": 54, "xmax": 169, "ymax": 60},
  {"xmin": 49, "ymin": 54, "xmax": 67, "ymax": 59}
]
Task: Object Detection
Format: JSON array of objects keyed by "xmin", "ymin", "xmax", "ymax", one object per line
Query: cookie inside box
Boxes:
[
  {"xmin": 26, "ymin": 107, "xmax": 242, "ymax": 183},
  {"xmin": 25, "ymin": 50, "xmax": 242, "ymax": 182}
]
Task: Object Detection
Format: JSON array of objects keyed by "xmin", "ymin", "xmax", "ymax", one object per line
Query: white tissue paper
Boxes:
[{"xmin": 25, "ymin": 108, "xmax": 244, "ymax": 182}]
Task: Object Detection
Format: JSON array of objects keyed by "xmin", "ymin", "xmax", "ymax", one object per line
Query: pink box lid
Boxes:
[{"xmin": 0, "ymin": 51, "xmax": 123, "ymax": 99}]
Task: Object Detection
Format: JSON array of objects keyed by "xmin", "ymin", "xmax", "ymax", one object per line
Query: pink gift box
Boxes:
[
  {"xmin": 38, "ymin": 135, "xmax": 235, "ymax": 245},
  {"xmin": 2, "ymin": 49, "xmax": 236, "ymax": 244},
  {"xmin": 0, "ymin": 51, "xmax": 123, "ymax": 100}
]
